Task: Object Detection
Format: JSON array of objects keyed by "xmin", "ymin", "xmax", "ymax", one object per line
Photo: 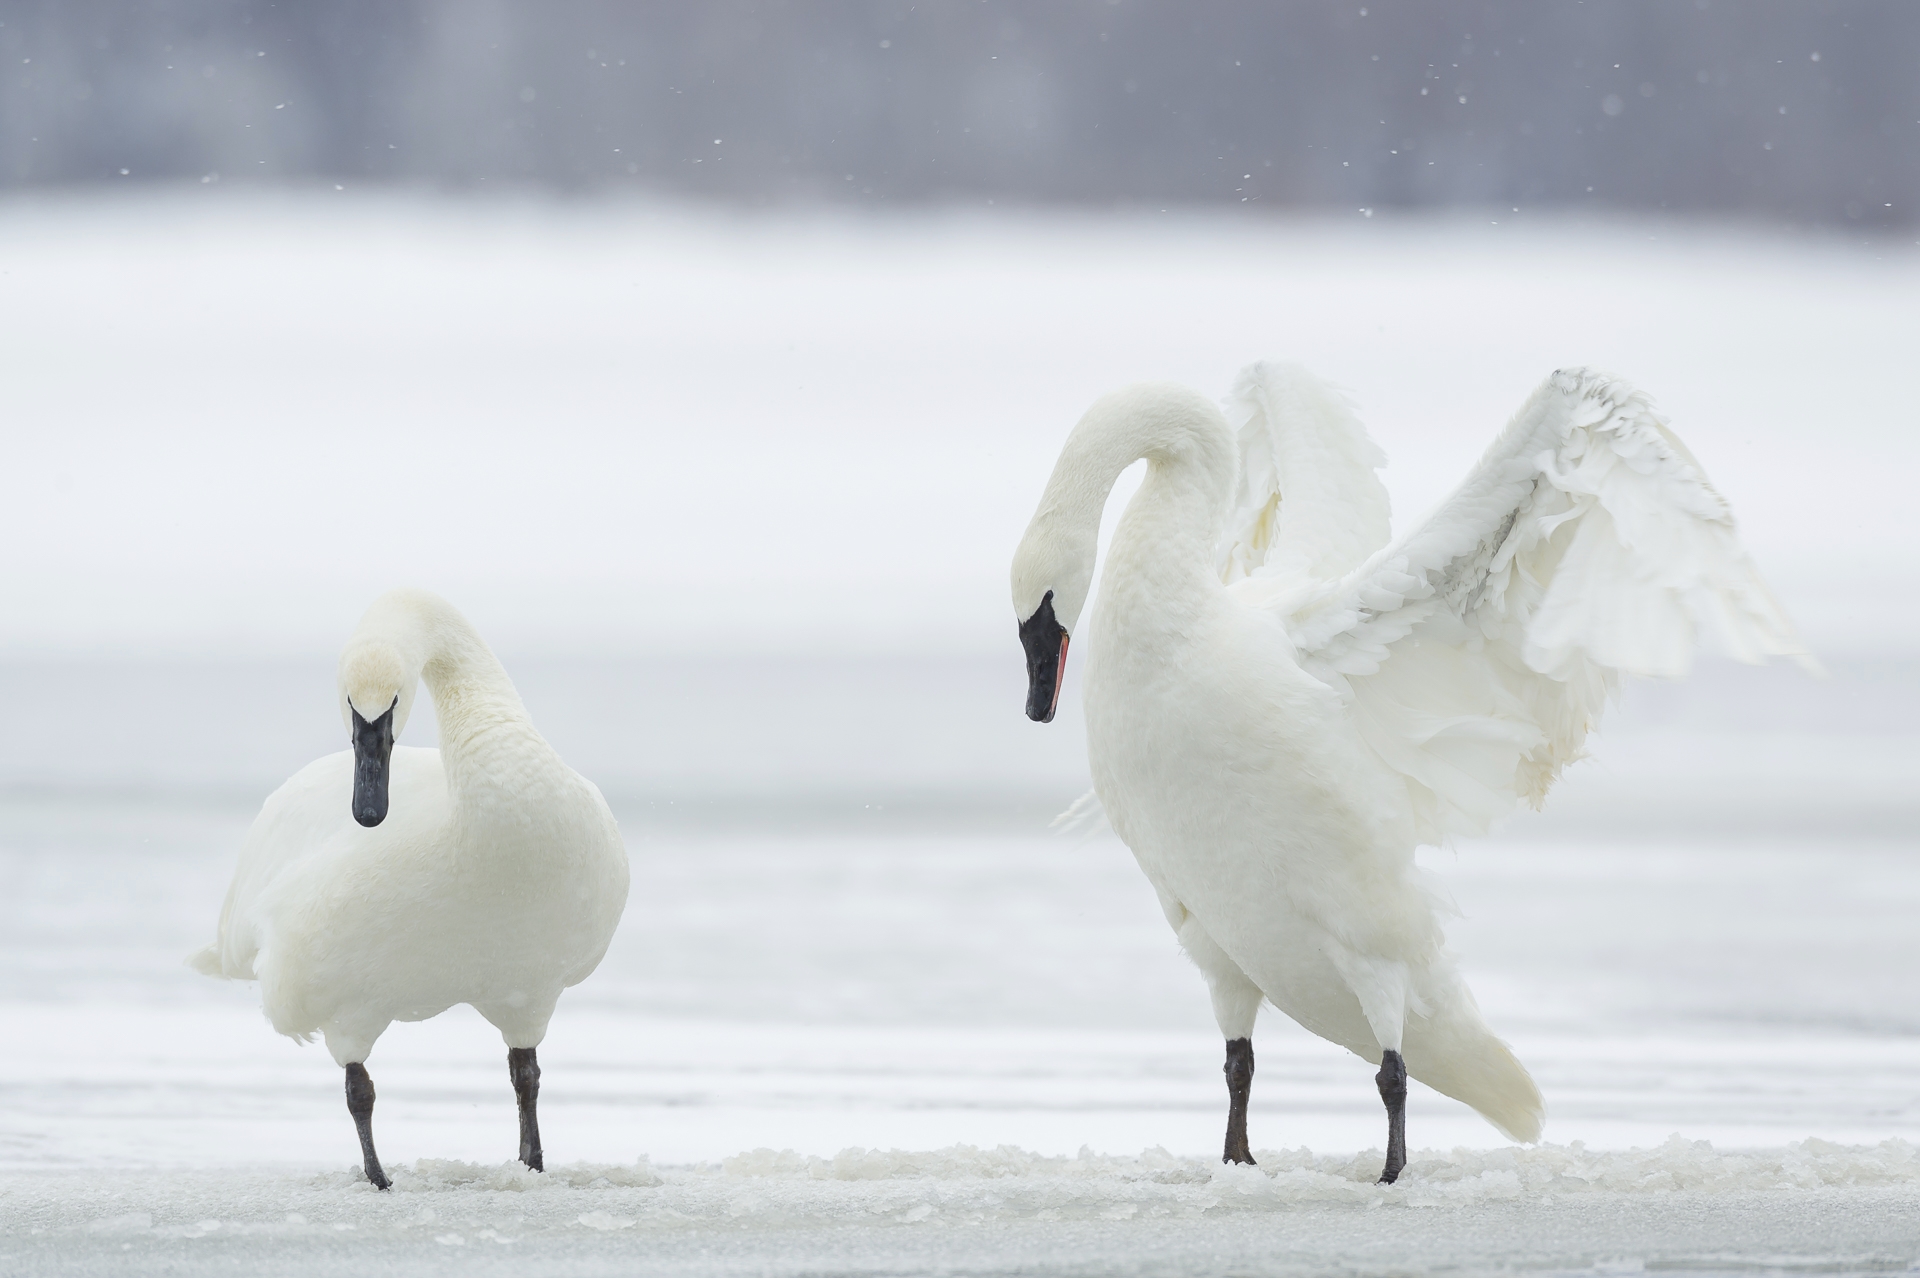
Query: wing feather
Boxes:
[
  {"xmin": 1218, "ymin": 361, "xmax": 1392, "ymax": 587},
  {"xmin": 1268, "ymin": 367, "xmax": 1812, "ymax": 845}
]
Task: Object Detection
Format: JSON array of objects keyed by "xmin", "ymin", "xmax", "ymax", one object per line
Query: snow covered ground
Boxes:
[
  {"xmin": 13, "ymin": 1147, "xmax": 1920, "ymax": 1277},
  {"xmin": 2, "ymin": 194, "xmax": 1917, "ymax": 1273}
]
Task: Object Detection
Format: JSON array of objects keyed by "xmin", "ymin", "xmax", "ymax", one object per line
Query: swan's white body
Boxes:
[
  {"xmin": 192, "ymin": 590, "xmax": 630, "ymax": 1068},
  {"xmin": 1014, "ymin": 365, "xmax": 1809, "ymax": 1142}
]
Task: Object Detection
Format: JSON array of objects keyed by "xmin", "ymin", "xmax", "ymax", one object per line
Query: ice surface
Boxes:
[
  {"xmin": 8, "ymin": 1141, "xmax": 1920, "ymax": 1276},
  {"xmin": 7, "ymin": 785, "xmax": 1920, "ymax": 1159}
]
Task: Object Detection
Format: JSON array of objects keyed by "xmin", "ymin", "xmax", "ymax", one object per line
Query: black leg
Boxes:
[
  {"xmin": 1222, "ymin": 1037, "xmax": 1256, "ymax": 1165},
  {"xmin": 509, "ymin": 1046, "xmax": 543, "ymax": 1172},
  {"xmin": 344, "ymin": 1063, "xmax": 391, "ymax": 1191},
  {"xmin": 1375, "ymin": 1049, "xmax": 1407, "ymax": 1184}
]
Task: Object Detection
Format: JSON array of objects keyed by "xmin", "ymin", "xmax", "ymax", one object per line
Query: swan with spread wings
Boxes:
[{"xmin": 1010, "ymin": 363, "xmax": 1809, "ymax": 1182}]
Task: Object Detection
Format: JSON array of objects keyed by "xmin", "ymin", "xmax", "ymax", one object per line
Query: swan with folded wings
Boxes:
[
  {"xmin": 191, "ymin": 589, "xmax": 629, "ymax": 1189},
  {"xmin": 1010, "ymin": 364, "xmax": 1810, "ymax": 1182}
]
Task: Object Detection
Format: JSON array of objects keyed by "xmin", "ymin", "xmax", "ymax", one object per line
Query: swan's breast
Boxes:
[
  {"xmin": 1082, "ymin": 598, "xmax": 1424, "ymax": 948},
  {"xmin": 242, "ymin": 748, "xmax": 625, "ymax": 1006}
]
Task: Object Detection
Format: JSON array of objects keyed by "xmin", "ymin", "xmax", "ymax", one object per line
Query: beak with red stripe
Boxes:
[{"xmin": 1019, "ymin": 591, "xmax": 1070, "ymax": 723}]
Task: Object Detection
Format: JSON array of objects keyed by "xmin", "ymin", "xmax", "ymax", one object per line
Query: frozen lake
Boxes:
[
  {"xmin": 8, "ymin": 803, "xmax": 1920, "ymax": 1167},
  {"xmin": 3, "ymin": 652, "xmax": 1918, "ymax": 1274}
]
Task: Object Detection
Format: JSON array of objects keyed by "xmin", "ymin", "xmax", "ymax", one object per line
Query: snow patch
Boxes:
[
  {"xmin": 703, "ymin": 1136, "xmax": 1920, "ymax": 1216},
  {"xmin": 267, "ymin": 1136, "xmax": 1920, "ymax": 1225},
  {"xmin": 13, "ymin": 1145, "xmax": 1920, "ymax": 1277},
  {"xmin": 16, "ymin": 1138, "xmax": 1920, "ymax": 1276},
  {"xmin": 314, "ymin": 1156, "xmax": 663, "ymax": 1193},
  {"xmin": 72, "ymin": 1135, "xmax": 1914, "ymax": 1235}
]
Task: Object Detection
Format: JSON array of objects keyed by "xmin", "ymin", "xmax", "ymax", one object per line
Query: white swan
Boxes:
[
  {"xmin": 1011, "ymin": 364, "xmax": 1810, "ymax": 1181},
  {"xmin": 190, "ymin": 588, "xmax": 629, "ymax": 1188}
]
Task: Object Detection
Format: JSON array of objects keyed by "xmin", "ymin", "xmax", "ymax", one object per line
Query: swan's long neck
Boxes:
[
  {"xmin": 1021, "ymin": 385, "xmax": 1236, "ymax": 635},
  {"xmin": 417, "ymin": 615, "xmax": 553, "ymax": 813},
  {"xmin": 349, "ymin": 590, "xmax": 563, "ymax": 821},
  {"xmin": 1103, "ymin": 429, "xmax": 1236, "ymax": 632}
]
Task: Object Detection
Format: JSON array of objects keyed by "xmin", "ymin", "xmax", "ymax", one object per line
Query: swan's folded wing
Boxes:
[
  {"xmin": 1217, "ymin": 361, "xmax": 1393, "ymax": 587},
  {"xmin": 1270, "ymin": 367, "xmax": 1813, "ymax": 845},
  {"xmin": 197, "ymin": 748, "xmax": 453, "ymax": 982},
  {"xmin": 196, "ymin": 755, "xmax": 356, "ymax": 980}
]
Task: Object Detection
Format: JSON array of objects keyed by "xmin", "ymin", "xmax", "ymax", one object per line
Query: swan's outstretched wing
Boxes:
[
  {"xmin": 1217, "ymin": 361, "xmax": 1393, "ymax": 587},
  {"xmin": 1256, "ymin": 367, "xmax": 1812, "ymax": 845}
]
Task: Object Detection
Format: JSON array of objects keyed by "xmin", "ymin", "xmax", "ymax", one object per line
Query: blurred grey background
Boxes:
[{"xmin": 1, "ymin": 1, "xmax": 1914, "ymax": 228}]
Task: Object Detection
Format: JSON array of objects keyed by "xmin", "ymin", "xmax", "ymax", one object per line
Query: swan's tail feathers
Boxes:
[
  {"xmin": 1402, "ymin": 968, "xmax": 1545, "ymax": 1142},
  {"xmin": 187, "ymin": 945, "xmax": 227, "ymax": 979},
  {"xmin": 188, "ymin": 939, "xmax": 258, "ymax": 981},
  {"xmin": 1408, "ymin": 1028, "xmax": 1545, "ymax": 1144}
]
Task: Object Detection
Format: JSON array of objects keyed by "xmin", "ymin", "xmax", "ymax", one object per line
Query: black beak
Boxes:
[
  {"xmin": 351, "ymin": 699, "xmax": 397, "ymax": 827},
  {"xmin": 1019, "ymin": 591, "xmax": 1070, "ymax": 723}
]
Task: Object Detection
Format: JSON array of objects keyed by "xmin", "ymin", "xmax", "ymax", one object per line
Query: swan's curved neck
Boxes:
[
  {"xmin": 1020, "ymin": 386, "xmax": 1236, "ymax": 633},
  {"xmin": 1105, "ymin": 427, "xmax": 1236, "ymax": 622},
  {"xmin": 417, "ymin": 615, "xmax": 540, "ymax": 782},
  {"xmin": 348, "ymin": 591, "xmax": 556, "ymax": 809}
]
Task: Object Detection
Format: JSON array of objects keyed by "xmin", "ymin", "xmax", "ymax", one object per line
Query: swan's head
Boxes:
[
  {"xmin": 337, "ymin": 634, "xmax": 422, "ymax": 829},
  {"xmin": 1010, "ymin": 517, "xmax": 1092, "ymax": 724}
]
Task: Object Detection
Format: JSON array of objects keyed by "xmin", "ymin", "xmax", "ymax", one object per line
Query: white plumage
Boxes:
[
  {"xmin": 191, "ymin": 588, "xmax": 629, "ymax": 1182},
  {"xmin": 1011, "ymin": 363, "xmax": 1808, "ymax": 1173}
]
